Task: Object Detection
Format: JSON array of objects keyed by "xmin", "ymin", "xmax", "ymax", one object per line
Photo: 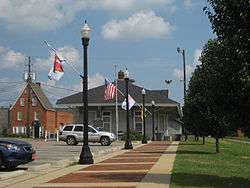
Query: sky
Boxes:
[{"xmin": 0, "ymin": 0, "xmax": 215, "ymax": 107}]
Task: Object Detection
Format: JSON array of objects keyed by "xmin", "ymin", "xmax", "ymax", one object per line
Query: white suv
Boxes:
[{"xmin": 59, "ymin": 124, "xmax": 116, "ymax": 146}]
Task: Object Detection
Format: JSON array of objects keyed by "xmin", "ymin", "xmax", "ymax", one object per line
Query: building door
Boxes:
[
  {"xmin": 134, "ymin": 110, "xmax": 142, "ymax": 134},
  {"xmin": 102, "ymin": 111, "xmax": 112, "ymax": 132},
  {"xmin": 88, "ymin": 111, "xmax": 96, "ymax": 125},
  {"xmin": 158, "ymin": 114, "xmax": 165, "ymax": 140},
  {"xmin": 34, "ymin": 121, "xmax": 40, "ymax": 139}
]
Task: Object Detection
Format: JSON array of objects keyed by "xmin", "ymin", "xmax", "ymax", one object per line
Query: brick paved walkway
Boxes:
[{"xmin": 34, "ymin": 141, "xmax": 178, "ymax": 188}]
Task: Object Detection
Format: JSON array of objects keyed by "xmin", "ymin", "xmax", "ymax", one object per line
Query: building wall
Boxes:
[
  {"xmin": 56, "ymin": 111, "xmax": 74, "ymax": 130},
  {"xmin": 70, "ymin": 105, "xmax": 181, "ymax": 139},
  {"xmin": 0, "ymin": 107, "xmax": 9, "ymax": 135},
  {"xmin": 10, "ymin": 86, "xmax": 47, "ymax": 134},
  {"xmin": 46, "ymin": 110, "xmax": 56, "ymax": 133}
]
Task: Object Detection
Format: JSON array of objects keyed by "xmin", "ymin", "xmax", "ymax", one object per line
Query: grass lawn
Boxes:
[
  {"xmin": 226, "ymin": 136, "xmax": 250, "ymax": 142},
  {"xmin": 170, "ymin": 137, "xmax": 250, "ymax": 188}
]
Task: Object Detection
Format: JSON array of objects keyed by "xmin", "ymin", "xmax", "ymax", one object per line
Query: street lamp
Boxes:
[
  {"xmin": 177, "ymin": 47, "xmax": 186, "ymax": 99},
  {"xmin": 151, "ymin": 100, "xmax": 155, "ymax": 141},
  {"xmin": 141, "ymin": 88, "xmax": 147, "ymax": 144},
  {"xmin": 79, "ymin": 20, "xmax": 94, "ymax": 164},
  {"xmin": 124, "ymin": 69, "xmax": 133, "ymax": 149}
]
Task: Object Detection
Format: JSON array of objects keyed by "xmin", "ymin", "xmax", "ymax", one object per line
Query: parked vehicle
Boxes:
[
  {"xmin": 0, "ymin": 138, "xmax": 35, "ymax": 169},
  {"xmin": 59, "ymin": 124, "xmax": 116, "ymax": 146}
]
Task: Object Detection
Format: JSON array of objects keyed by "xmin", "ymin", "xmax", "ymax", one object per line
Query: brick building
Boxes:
[{"xmin": 10, "ymin": 82, "xmax": 73, "ymax": 138}]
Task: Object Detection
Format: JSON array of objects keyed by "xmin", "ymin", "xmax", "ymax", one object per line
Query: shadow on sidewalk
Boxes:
[
  {"xmin": 171, "ymin": 173, "xmax": 250, "ymax": 188},
  {"xmin": 176, "ymin": 150, "xmax": 214, "ymax": 155}
]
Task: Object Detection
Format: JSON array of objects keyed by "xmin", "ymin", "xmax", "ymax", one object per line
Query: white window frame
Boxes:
[
  {"xmin": 32, "ymin": 97, "xmax": 38, "ymax": 106},
  {"xmin": 20, "ymin": 98, "xmax": 25, "ymax": 106},
  {"xmin": 102, "ymin": 111, "xmax": 112, "ymax": 132},
  {"xmin": 17, "ymin": 111, "xmax": 22, "ymax": 121},
  {"xmin": 34, "ymin": 112, "xmax": 40, "ymax": 121}
]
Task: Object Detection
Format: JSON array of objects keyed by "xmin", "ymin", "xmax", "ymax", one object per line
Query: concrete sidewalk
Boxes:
[{"xmin": 7, "ymin": 141, "xmax": 179, "ymax": 188}]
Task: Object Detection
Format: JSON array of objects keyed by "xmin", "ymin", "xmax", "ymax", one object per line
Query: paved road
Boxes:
[
  {"xmin": 0, "ymin": 139, "xmax": 130, "ymax": 184},
  {"xmin": 20, "ymin": 139, "xmax": 125, "ymax": 166},
  {"xmin": 0, "ymin": 139, "xmax": 142, "ymax": 187}
]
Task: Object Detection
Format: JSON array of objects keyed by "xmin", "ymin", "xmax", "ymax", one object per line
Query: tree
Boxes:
[
  {"xmin": 184, "ymin": 39, "xmax": 234, "ymax": 152},
  {"xmin": 204, "ymin": 0, "xmax": 250, "ymax": 134}
]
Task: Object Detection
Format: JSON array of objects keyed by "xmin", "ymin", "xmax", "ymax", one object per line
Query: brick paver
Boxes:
[{"xmin": 34, "ymin": 141, "xmax": 171, "ymax": 188}]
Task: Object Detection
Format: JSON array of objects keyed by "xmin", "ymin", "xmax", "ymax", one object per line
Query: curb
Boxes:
[
  {"xmin": 28, "ymin": 163, "xmax": 51, "ymax": 171},
  {"xmin": 0, "ymin": 170, "xmax": 26, "ymax": 180}
]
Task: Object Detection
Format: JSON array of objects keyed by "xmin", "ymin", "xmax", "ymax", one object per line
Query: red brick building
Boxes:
[{"xmin": 10, "ymin": 82, "xmax": 73, "ymax": 138}]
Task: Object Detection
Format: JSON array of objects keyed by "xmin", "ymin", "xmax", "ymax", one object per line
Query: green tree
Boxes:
[{"xmin": 204, "ymin": 0, "xmax": 250, "ymax": 134}]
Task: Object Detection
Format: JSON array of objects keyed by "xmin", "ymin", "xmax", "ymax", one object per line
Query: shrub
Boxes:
[{"xmin": 121, "ymin": 131, "xmax": 149, "ymax": 141}]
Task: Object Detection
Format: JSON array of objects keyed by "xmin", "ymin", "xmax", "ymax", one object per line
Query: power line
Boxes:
[{"xmin": 40, "ymin": 82, "xmax": 81, "ymax": 92}]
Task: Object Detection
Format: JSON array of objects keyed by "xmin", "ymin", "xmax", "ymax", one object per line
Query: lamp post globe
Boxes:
[
  {"xmin": 142, "ymin": 88, "xmax": 147, "ymax": 144},
  {"xmin": 79, "ymin": 20, "xmax": 94, "ymax": 164},
  {"xmin": 124, "ymin": 69, "xmax": 133, "ymax": 149},
  {"xmin": 151, "ymin": 100, "xmax": 155, "ymax": 141}
]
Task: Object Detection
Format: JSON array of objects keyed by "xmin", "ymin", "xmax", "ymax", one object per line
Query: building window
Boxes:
[
  {"xmin": 32, "ymin": 97, "xmax": 37, "ymax": 106},
  {"xmin": 20, "ymin": 98, "xmax": 25, "ymax": 106},
  {"xmin": 134, "ymin": 110, "xmax": 142, "ymax": 133},
  {"xmin": 34, "ymin": 112, "xmax": 40, "ymax": 121},
  {"xmin": 17, "ymin": 112, "xmax": 22, "ymax": 121},
  {"xmin": 102, "ymin": 111, "xmax": 112, "ymax": 132}
]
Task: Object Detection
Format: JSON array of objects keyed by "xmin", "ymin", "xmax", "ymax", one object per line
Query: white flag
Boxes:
[{"xmin": 122, "ymin": 95, "xmax": 135, "ymax": 110}]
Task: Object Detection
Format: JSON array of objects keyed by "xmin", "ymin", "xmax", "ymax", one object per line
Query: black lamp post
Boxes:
[
  {"xmin": 151, "ymin": 100, "xmax": 155, "ymax": 141},
  {"xmin": 79, "ymin": 20, "xmax": 94, "ymax": 164},
  {"xmin": 124, "ymin": 69, "xmax": 133, "ymax": 149},
  {"xmin": 177, "ymin": 47, "xmax": 186, "ymax": 99},
  {"xmin": 142, "ymin": 88, "xmax": 147, "ymax": 144}
]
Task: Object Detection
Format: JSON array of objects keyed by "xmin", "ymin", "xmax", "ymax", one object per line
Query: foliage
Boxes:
[
  {"xmin": 183, "ymin": 0, "xmax": 250, "ymax": 152},
  {"xmin": 204, "ymin": 0, "xmax": 250, "ymax": 131},
  {"xmin": 4, "ymin": 133, "xmax": 30, "ymax": 138},
  {"xmin": 170, "ymin": 138, "xmax": 250, "ymax": 188},
  {"xmin": 121, "ymin": 131, "xmax": 149, "ymax": 141}
]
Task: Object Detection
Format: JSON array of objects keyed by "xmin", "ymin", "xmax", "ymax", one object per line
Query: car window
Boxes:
[
  {"xmin": 74, "ymin": 126, "xmax": 83, "ymax": 132},
  {"xmin": 63, "ymin": 126, "xmax": 73, "ymax": 131},
  {"xmin": 88, "ymin": 127, "xmax": 96, "ymax": 133}
]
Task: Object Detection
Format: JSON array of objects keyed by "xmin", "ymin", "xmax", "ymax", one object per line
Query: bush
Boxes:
[
  {"xmin": 4, "ymin": 133, "xmax": 30, "ymax": 138},
  {"xmin": 121, "ymin": 131, "xmax": 149, "ymax": 141}
]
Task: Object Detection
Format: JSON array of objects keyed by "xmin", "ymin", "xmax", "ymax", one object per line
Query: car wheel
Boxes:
[
  {"xmin": 66, "ymin": 136, "xmax": 77, "ymax": 145},
  {"xmin": 4, "ymin": 164, "xmax": 18, "ymax": 169},
  {"xmin": 100, "ymin": 136, "xmax": 111, "ymax": 146}
]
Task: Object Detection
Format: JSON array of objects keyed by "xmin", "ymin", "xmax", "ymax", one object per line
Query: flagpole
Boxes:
[
  {"xmin": 44, "ymin": 41, "xmax": 83, "ymax": 78},
  {"xmin": 115, "ymin": 65, "xmax": 119, "ymax": 140}
]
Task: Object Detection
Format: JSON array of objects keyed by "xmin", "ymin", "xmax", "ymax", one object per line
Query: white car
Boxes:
[{"xmin": 59, "ymin": 124, "xmax": 116, "ymax": 146}]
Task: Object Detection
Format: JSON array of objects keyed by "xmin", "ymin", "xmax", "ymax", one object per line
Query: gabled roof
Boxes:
[
  {"xmin": 56, "ymin": 80, "xmax": 179, "ymax": 106},
  {"xmin": 30, "ymin": 83, "xmax": 54, "ymax": 110},
  {"xmin": 10, "ymin": 82, "xmax": 54, "ymax": 111}
]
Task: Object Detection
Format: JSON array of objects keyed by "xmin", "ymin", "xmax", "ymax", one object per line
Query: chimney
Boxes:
[
  {"xmin": 36, "ymin": 82, "xmax": 41, "ymax": 87},
  {"xmin": 118, "ymin": 70, "xmax": 124, "ymax": 80}
]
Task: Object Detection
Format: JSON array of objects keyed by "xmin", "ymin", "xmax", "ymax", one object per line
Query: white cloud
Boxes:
[
  {"xmin": 184, "ymin": 0, "xmax": 193, "ymax": 9},
  {"xmin": 72, "ymin": 73, "xmax": 105, "ymax": 91},
  {"xmin": 194, "ymin": 49, "xmax": 202, "ymax": 65},
  {"xmin": 35, "ymin": 45, "xmax": 80, "ymax": 71},
  {"xmin": 0, "ymin": 0, "xmax": 175, "ymax": 33},
  {"xmin": 88, "ymin": 73, "xmax": 105, "ymax": 89},
  {"xmin": 101, "ymin": 11, "xmax": 174, "ymax": 40},
  {"xmin": 0, "ymin": 46, "xmax": 26, "ymax": 69},
  {"xmin": 173, "ymin": 48, "xmax": 202, "ymax": 80}
]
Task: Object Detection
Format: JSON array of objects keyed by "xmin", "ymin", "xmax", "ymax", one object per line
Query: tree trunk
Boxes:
[
  {"xmin": 202, "ymin": 136, "xmax": 205, "ymax": 145},
  {"xmin": 215, "ymin": 138, "xmax": 219, "ymax": 153},
  {"xmin": 185, "ymin": 134, "xmax": 188, "ymax": 141}
]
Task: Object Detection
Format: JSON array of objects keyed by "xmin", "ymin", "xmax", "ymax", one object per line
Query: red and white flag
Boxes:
[
  {"xmin": 48, "ymin": 54, "xmax": 64, "ymax": 81},
  {"xmin": 104, "ymin": 79, "xmax": 116, "ymax": 100}
]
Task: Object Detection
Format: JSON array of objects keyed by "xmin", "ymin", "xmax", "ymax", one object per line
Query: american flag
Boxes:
[{"xmin": 104, "ymin": 79, "xmax": 116, "ymax": 100}]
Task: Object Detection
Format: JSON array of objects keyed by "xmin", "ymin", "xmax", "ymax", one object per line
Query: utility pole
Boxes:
[{"xmin": 26, "ymin": 57, "xmax": 32, "ymax": 137}]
